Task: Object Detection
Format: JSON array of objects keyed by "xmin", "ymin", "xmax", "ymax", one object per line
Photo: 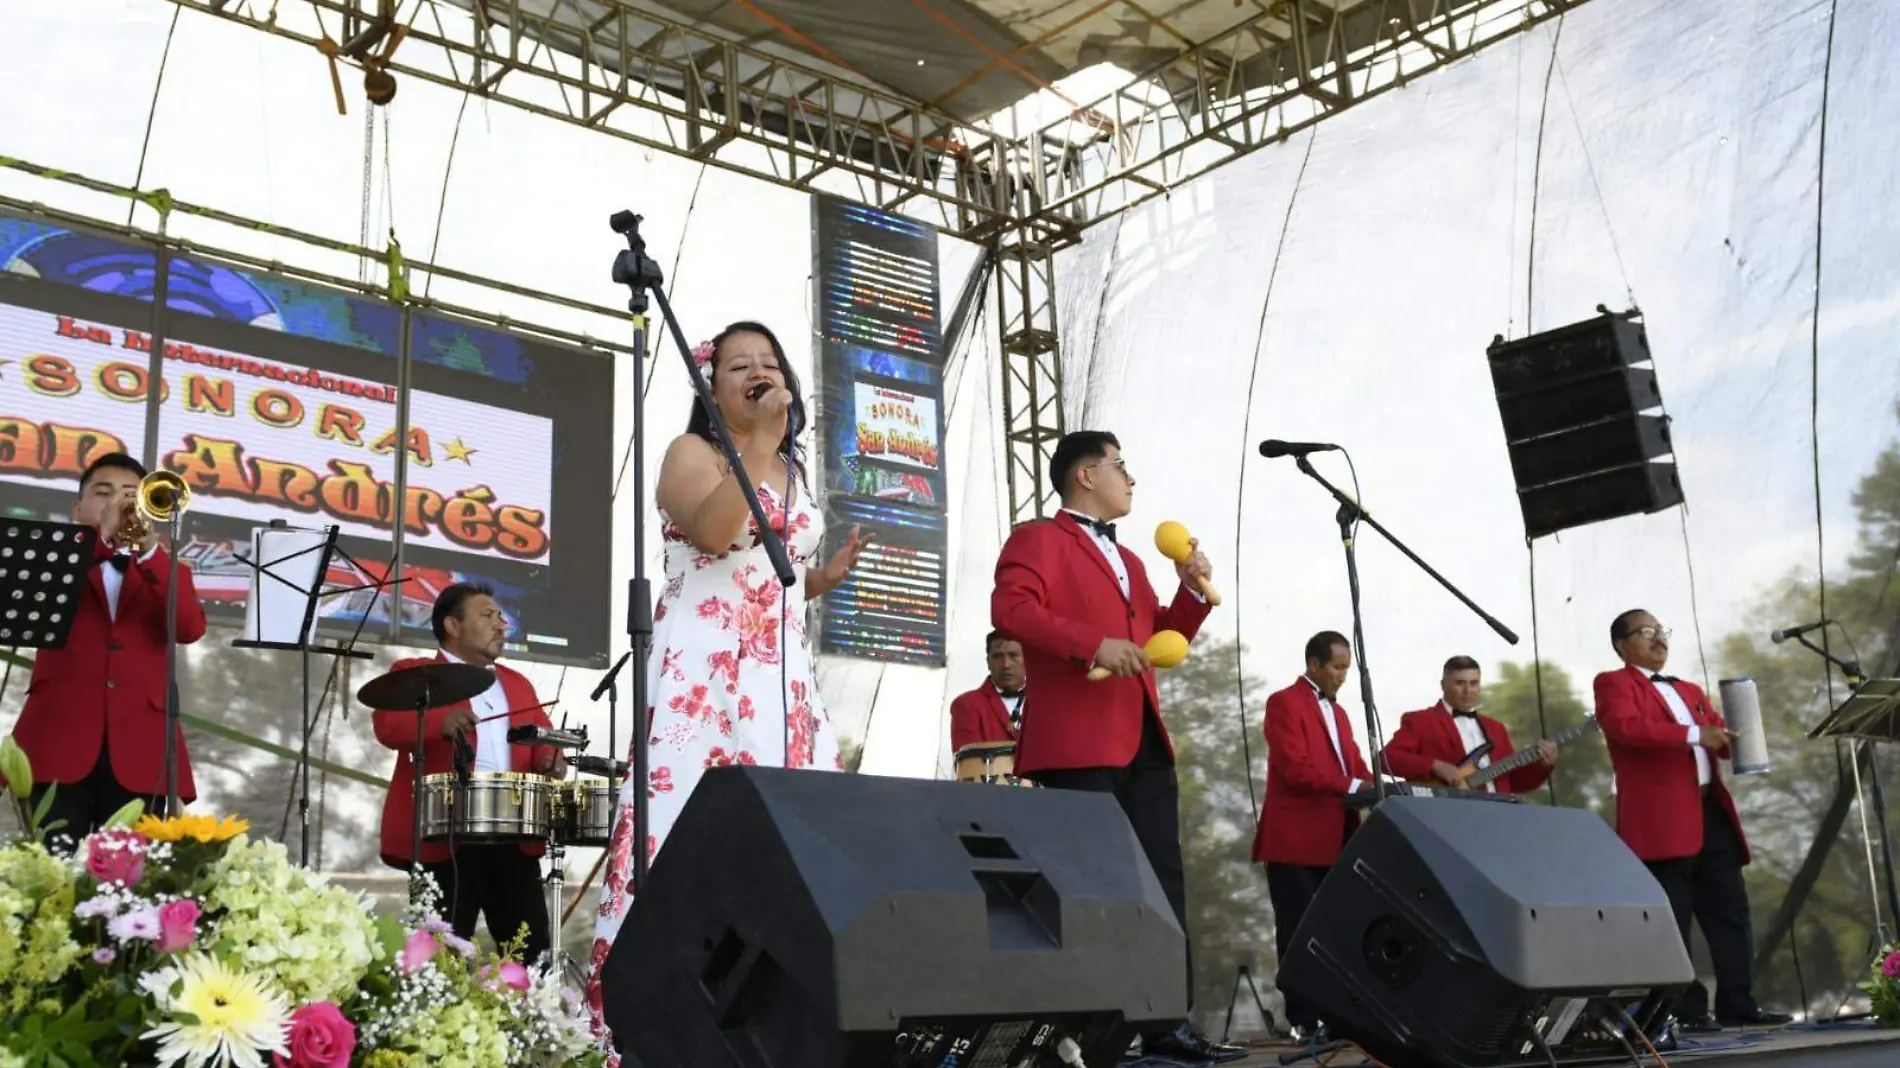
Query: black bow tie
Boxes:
[
  {"xmin": 100, "ymin": 554, "xmax": 129, "ymax": 573},
  {"xmin": 1077, "ymin": 515, "xmax": 1117, "ymax": 541},
  {"xmin": 1452, "ymin": 709, "xmax": 1479, "ymax": 719},
  {"xmin": 1651, "ymin": 673, "xmax": 1678, "ymax": 684}
]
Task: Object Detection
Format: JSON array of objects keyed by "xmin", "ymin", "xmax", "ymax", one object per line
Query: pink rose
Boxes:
[
  {"xmin": 156, "ymin": 899, "xmax": 201, "ymax": 953},
  {"xmin": 400, "ymin": 929, "xmax": 439, "ymax": 973},
  {"xmin": 274, "ymin": 1003, "xmax": 356, "ymax": 1068},
  {"xmin": 1882, "ymin": 950, "xmax": 1900, "ymax": 978},
  {"xmin": 483, "ymin": 960, "xmax": 532, "ymax": 992},
  {"xmin": 84, "ymin": 830, "xmax": 147, "ymax": 887}
]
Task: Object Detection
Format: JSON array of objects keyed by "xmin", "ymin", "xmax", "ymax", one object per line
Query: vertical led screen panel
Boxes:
[
  {"xmin": 811, "ymin": 195, "xmax": 947, "ymax": 665},
  {"xmin": 0, "ymin": 207, "xmax": 612, "ymax": 666}
]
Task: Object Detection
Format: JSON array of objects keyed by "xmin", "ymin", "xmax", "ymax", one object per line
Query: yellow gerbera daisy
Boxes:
[
  {"xmin": 135, "ymin": 813, "xmax": 250, "ymax": 844},
  {"xmin": 141, "ymin": 954, "xmax": 289, "ymax": 1068}
]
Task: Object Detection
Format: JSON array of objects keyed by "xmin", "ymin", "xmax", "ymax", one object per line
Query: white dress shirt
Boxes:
[
  {"xmin": 442, "ymin": 649, "xmax": 511, "ymax": 773},
  {"xmin": 1651, "ymin": 675, "xmax": 1712, "ymax": 786},
  {"xmin": 1444, "ymin": 701, "xmax": 1496, "ymax": 794},
  {"xmin": 101, "ymin": 547, "xmax": 158, "ymax": 623},
  {"xmin": 1304, "ymin": 676, "xmax": 1362, "ymax": 795},
  {"xmin": 996, "ymin": 685, "xmax": 1025, "ymax": 732},
  {"xmin": 1064, "ymin": 509, "xmax": 1129, "ymax": 597}
]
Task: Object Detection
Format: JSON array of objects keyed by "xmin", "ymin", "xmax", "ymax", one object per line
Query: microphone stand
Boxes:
[
  {"xmin": 1786, "ymin": 629, "xmax": 1865, "ymax": 684},
  {"xmin": 160, "ymin": 512, "xmax": 184, "ymax": 819},
  {"xmin": 610, "ymin": 210, "xmax": 795, "ymax": 900},
  {"xmin": 1291, "ymin": 454, "xmax": 1519, "ymax": 803},
  {"xmin": 592, "ymin": 650, "xmax": 632, "ymax": 821}
]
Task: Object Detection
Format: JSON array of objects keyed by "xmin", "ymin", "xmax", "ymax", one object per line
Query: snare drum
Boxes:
[
  {"xmin": 554, "ymin": 781, "xmax": 615, "ymax": 847},
  {"xmin": 953, "ymin": 741, "xmax": 1037, "ymax": 787},
  {"xmin": 421, "ymin": 772, "xmax": 554, "ymax": 842}
]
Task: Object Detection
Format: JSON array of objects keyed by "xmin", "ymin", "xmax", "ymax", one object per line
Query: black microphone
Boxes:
[
  {"xmin": 1257, "ymin": 439, "xmax": 1341, "ymax": 459},
  {"xmin": 746, "ymin": 381, "xmax": 772, "ymax": 401},
  {"xmin": 1770, "ymin": 619, "xmax": 1828, "ymax": 643},
  {"xmin": 591, "ymin": 650, "xmax": 632, "ymax": 701}
]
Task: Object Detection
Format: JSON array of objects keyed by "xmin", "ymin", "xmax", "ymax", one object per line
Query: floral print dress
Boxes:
[{"xmin": 584, "ymin": 478, "xmax": 837, "ymax": 1042}]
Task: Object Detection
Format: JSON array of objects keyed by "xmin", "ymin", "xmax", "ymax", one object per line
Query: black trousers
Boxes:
[
  {"xmin": 1644, "ymin": 791, "xmax": 1758, "ymax": 1022},
  {"xmin": 1265, "ymin": 863, "xmax": 1331, "ymax": 1030},
  {"xmin": 425, "ymin": 845, "xmax": 552, "ymax": 964},
  {"xmin": 28, "ymin": 745, "xmax": 163, "ymax": 854},
  {"xmin": 1033, "ymin": 712, "xmax": 1191, "ymax": 1013}
]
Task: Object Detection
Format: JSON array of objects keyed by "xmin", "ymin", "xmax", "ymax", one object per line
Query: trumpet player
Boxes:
[{"xmin": 7, "ymin": 453, "xmax": 206, "ymax": 849}]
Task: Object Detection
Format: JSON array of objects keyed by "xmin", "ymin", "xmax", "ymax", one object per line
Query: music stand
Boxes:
[
  {"xmin": 1809, "ymin": 677, "xmax": 1900, "ymax": 936},
  {"xmin": 0, "ymin": 519, "xmax": 95, "ymax": 653},
  {"xmin": 1809, "ymin": 679, "xmax": 1900, "ymax": 742},
  {"xmin": 228, "ymin": 522, "xmax": 397, "ymax": 867}
]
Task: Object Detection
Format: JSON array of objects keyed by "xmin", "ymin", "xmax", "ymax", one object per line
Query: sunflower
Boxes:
[
  {"xmin": 142, "ymin": 954, "xmax": 289, "ymax": 1068},
  {"xmin": 135, "ymin": 813, "xmax": 250, "ymax": 844}
]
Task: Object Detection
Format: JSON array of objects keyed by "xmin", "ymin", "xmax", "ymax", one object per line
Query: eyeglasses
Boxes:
[
  {"xmin": 1625, "ymin": 625, "xmax": 1672, "ymax": 640},
  {"xmin": 1088, "ymin": 458, "xmax": 1131, "ymax": 479}
]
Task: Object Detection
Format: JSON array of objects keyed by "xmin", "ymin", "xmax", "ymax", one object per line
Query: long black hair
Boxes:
[{"xmin": 685, "ymin": 321, "xmax": 807, "ymax": 480}]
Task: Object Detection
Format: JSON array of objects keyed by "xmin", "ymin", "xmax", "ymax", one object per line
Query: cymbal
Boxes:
[{"xmin": 357, "ymin": 662, "xmax": 494, "ymax": 711}]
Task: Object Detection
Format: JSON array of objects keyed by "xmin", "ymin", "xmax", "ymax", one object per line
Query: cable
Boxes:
[
  {"xmin": 421, "ymin": 91, "xmax": 473, "ymax": 302},
  {"xmin": 1232, "ymin": 128, "xmax": 1320, "ymax": 823},
  {"xmin": 127, "ymin": 7, "xmax": 182, "ymax": 226},
  {"xmin": 1616, "ymin": 1006, "xmax": 1673, "ymax": 1068},
  {"xmin": 1552, "ymin": 56, "xmax": 1635, "ymax": 308},
  {"xmin": 1528, "ymin": 543, "xmax": 1557, "ymax": 806}
]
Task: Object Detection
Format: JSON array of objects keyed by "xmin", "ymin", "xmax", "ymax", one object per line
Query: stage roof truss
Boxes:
[{"xmin": 165, "ymin": 0, "xmax": 1587, "ymax": 240}]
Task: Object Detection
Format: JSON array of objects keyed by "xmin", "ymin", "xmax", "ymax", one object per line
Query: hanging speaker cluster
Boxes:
[{"xmin": 1487, "ymin": 308, "xmax": 1683, "ymax": 539}]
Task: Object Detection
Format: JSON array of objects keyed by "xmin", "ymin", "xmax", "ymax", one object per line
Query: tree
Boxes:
[
  {"xmin": 1481, "ymin": 661, "xmax": 1613, "ymax": 814},
  {"xmin": 1159, "ymin": 638, "xmax": 1278, "ymax": 1038}
]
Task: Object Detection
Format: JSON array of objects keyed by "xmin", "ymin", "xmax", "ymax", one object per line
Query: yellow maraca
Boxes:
[
  {"xmin": 1154, "ymin": 521, "xmax": 1222, "ymax": 606},
  {"xmin": 1087, "ymin": 630, "xmax": 1190, "ymax": 681}
]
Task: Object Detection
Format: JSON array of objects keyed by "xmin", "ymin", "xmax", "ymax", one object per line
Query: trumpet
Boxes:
[{"xmin": 109, "ymin": 471, "xmax": 192, "ymax": 554}]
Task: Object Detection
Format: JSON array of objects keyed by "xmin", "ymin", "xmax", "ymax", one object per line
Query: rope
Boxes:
[
  {"xmin": 1522, "ymin": 14, "xmax": 1564, "ymax": 796},
  {"xmin": 1233, "ymin": 128, "xmax": 1320, "ymax": 824},
  {"xmin": 127, "ymin": 7, "xmax": 182, "ymax": 227}
]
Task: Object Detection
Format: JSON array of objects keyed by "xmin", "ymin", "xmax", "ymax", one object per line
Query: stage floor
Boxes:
[{"xmin": 1211, "ymin": 1022, "xmax": 1900, "ymax": 1067}]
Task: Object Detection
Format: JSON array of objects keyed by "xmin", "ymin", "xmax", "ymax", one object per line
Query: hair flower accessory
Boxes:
[{"xmin": 692, "ymin": 340, "xmax": 716, "ymax": 374}]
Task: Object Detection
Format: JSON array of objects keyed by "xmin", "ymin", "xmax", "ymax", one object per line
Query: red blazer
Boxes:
[
  {"xmin": 949, "ymin": 683, "xmax": 1018, "ymax": 751},
  {"xmin": 11, "ymin": 545, "xmax": 207, "ymax": 800},
  {"xmin": 992, "ymin": 511, "xmax": 1212, "ymax": 774},
  {"xmin": 1380, "ymin": 703, "xmax": 1554, "ymax": 795},
  {"xmin": 1594, "ymin": 665, "xmax": 1749, "ymax": 864},
  {"xmin": 373, "ymin": 654, "xmax": 560, "ymax": 868},
  {"xmin": 1254, "ymin": 679, "xmax": 1375, "ymax": 866}
]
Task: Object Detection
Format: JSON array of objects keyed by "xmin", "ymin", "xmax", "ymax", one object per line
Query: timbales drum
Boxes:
[
  {"xmin": 555, "ymin": 780, "xmax": 615, "ymax": 847},
  {"xmin": 420, "ymin": 772, "xmax": 555, "ymax": 842}
]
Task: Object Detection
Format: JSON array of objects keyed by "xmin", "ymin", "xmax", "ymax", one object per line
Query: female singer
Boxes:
[{"xmin": 585, "ymin": 321, "xmax": 870, "ymax": 1034}]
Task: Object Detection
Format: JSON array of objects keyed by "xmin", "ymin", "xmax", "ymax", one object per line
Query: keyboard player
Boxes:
[{"xmin": 1252, "ymin": 631, "xmax": 1373, "ymax": 1038}]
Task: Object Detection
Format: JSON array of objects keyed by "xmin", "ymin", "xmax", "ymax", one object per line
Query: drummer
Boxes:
[
  {"xmin": 373, "ymin": 582, "xmax": 568, "ymax": 964},
  {"xmin": 949, "ymin": 632, "xmax": 1027, "ymax": 752}
]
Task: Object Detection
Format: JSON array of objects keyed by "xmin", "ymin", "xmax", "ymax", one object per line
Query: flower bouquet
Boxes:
[
  {"xmin": 0, "ymin": 737, "xmax": 605, "ymax": 1068},
  {"xmin": 1863, "ymin": 943, "xmax": 1900, "ymax": 1027}
]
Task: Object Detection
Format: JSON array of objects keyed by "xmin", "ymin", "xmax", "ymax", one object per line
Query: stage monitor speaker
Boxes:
[
  {"xmin": 599, "ymin": 766, "xmax": 1186, "ymax": 1068},
  {"xmin": 1279, "ymin": 797, "xmax": 1692, "ymax": 1068}
]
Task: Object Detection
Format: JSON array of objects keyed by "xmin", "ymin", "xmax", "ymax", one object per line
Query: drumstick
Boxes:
[{"xmin": 474, "ymin": 700, "xmax": 558, "ymax": 724}]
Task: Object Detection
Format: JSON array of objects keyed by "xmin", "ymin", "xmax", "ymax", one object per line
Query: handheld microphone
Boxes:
[
  {"xmin": 1769, "ymin": 619, "xmax": 1828, "ymax": 643},
  {"xmin": 1257, "ymin": 439, "xmax": 1341, "ymax": 458},
  {"xmin": 746, "ymin": 381, "xmax": 772, "ymax": 402}
]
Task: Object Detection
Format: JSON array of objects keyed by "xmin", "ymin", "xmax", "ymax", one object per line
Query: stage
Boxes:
[{"xmin": 1198, "ymin": 1023, "xmax": 1900, "ymax": 1068}]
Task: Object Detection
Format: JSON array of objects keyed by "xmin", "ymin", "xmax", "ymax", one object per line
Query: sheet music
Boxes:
[{"xmin": 241, "ymin": 526, "xmax": 329, "ymax": 644}]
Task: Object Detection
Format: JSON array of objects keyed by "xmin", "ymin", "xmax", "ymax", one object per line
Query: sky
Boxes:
[{"xmin": 4, "ymin": 0, "xmax": 1900, "ymax": 855}]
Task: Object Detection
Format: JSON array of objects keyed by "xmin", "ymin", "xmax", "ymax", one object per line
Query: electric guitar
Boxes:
[{"xmin": 1451, "ymin": 717, "xmax": 1602, "ymax": 792}]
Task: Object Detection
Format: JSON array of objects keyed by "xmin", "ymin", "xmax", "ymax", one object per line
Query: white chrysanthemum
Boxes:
[{"xmin": 141, "ymin": 954, "xmax": 290, "ymax": 1068}]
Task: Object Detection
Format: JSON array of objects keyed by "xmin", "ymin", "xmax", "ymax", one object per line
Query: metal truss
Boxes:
[
  {"xmin": 994, "ymin": 225, "xmax": 1066, "ymax": 524},
  {"xmin": 153, "ymin": 0, "xmax": 1588, "ymax": 524},
  {"xmin": 1008, "ymin": 0, "xmax": 1586, "ymax": 225},
  {"xmin": 164, "ymin": 0, "xmax": 1014, "ymax": 238}
]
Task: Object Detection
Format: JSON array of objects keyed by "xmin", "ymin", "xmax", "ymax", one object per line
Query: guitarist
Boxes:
[{"xmin": 1381, "ymin": 656, "xmax": 1558, "ymax": 794}]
